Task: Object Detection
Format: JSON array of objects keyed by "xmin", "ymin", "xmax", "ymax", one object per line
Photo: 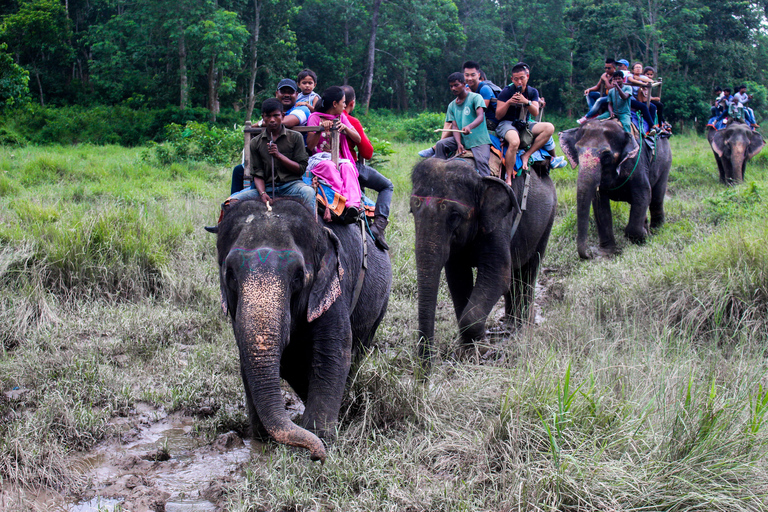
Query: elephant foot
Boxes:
[
  {"xmin": 452, "ymin": 341, "xmax": 497, "ymax": 364},
  {"xmin": 624, "ymin": 228, "xmax": 648, "ymax": 244},
  {"xmin": 579, "ymin": 245, "xmax": 620, "ymax": 260}
]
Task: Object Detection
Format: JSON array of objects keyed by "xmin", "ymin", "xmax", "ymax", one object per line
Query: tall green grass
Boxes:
[{"xmin": 2, "ymin": 129, "xmax": 768, "ymax": 510}]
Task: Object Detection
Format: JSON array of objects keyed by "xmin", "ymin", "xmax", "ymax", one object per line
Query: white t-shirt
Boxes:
[{"xmin": 733, "ymin": 91, "xmax": 749, "ymax": 107}]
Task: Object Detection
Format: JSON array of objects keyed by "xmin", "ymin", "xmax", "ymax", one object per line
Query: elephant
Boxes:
[
  {"xmin": 213, "ymin": 198, "xmax": 391, "ymax": 462},
  {"xmin": 707, "ymin": 121, "xmax": 765, "ymax": 184},
  {"xmin": 558, "ymin": 120, "xmax": 672, "ymax": 260},
  {"xmin": 411, "ymin": 158, "xmax": 557, "ymax": 372}
]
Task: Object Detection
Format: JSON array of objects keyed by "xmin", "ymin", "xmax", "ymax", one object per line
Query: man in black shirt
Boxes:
[{"xmin": 494, "ymin": 63, "xmax": 565, "ymax": 179}]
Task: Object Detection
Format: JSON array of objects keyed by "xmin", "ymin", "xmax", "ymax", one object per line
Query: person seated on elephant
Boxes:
[
  {"xmin": 463, "ymin": 60, "xmax": 498, "ymax": 132},
  {"xmin": 627, "ymin": 62, "xmax": 658, "ymax": 131},
  {"xmin": 734, "ymin": 85, "xmax": 759, "ymax": 128},
  {"xmin": 494, "ymin": 62, "xmax": 559, "ymax": 174},
  {"xmin": 306, "ymin": 86, "xmax": 364, "ymax": 217},
  {"xmin": 595, "ymin": 71, "xmax": 633, "ymax": 134},
  {"xmin": 717, "ymin": 88, "xmax": 734, "ymax": 124},
  {"xmin": 341, "ymin": 85, "xmax": 394, "ymax": 249},
  {"xmin": 583, "ymin": 58, "xmax": 617, "ymax": 114},
  {"xmin": 423, "ymin": 72, "xmax": 492, "ymax": 176},
  {"xmin": 644, "ymin": 66, "xmax": 668, "ymax": 128},
  {"xmin": 230, "ymin": 78, "xmax": 311, "ymax": 195},
  {"xmin": 418, "ymin": 62, "xmax": 496, "ymax": 159},
  {"xmin": 226, "ymin": 98, "xmax": 314, "ymax": 213}
]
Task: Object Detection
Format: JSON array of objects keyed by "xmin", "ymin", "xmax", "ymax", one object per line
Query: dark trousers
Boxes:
[
  {"xmin": 357, "ymin": 162, "xmax": 393, "ymax": 218},
  {"xmin": 651, "ymin": 100, "xmax": 665, "ymax": 124},
  {"xmin": 231, "ymin": 164, "xmax": 246, "ymax": 195},
  {"xmin": 630, "ymin": 98, "xmax": 656, "ymax": 130}
]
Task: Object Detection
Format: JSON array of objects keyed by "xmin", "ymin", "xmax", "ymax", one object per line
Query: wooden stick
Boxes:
[{"xmin": 434, "ymin": 128, "xmax": 464, "ymax": 133}]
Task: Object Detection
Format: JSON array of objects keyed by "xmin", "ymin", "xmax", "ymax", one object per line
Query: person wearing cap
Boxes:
[{"xmin": 230, "ymin": 78, "xmax": 312, "ymax": 194}]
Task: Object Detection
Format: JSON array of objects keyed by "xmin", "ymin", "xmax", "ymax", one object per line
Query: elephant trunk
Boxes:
[
  {"xmin": 576, "ymin": 151, "xmax": 602, "ymax": 259},
  {"xmin": 730, "ymin": 143, "xmax": 747, "ymax": 182},
  {"xmin": 415, "ymin": 233, "xmax": 450, "ymax": 373},
  {"xmin": 235, "ymin": 273, "xmax": 326, "ymax": 462}
]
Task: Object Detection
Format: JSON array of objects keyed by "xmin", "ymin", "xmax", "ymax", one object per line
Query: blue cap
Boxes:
[
  {"xmin": 617, "ymin": 59, "xmax": 629, "ymax": 68},
  {"xmin": 276, "ymin": 78, "xmax": 298, "ymax": 91}
]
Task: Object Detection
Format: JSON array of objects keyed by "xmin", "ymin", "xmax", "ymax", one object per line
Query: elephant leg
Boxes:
[
  {"xmin": 301, "ymin": 304, "xmax": 353, "ymax": 441},
  {"xmin": 445, "ymin": 257, "xmax": 474, "ymax": 325},
  {"xmin": 625, "ymin": 200, "xmax": 650, "ymax": 243},
  {"xmin": 507, "ymin": 254, "xmax": 541, "ymax": 326},
  {"xmin": 459, "ymin": 258, "xmax": 511, "ymax": 344},
  {"xmin": 503, "ymin": 291, "xmax": 513, "ymax": 318},
  {"xmin": 281, "ymin": 335, "xmax": 312, "ymax": 403},
  {"xmin": 649, "ymin": 176, "xmax": 668, "ymax": 231},
  {"xmin": 715, "ymin": 156, "xmax": 727, "ymax": 184},
  {"xmin": 625, "ymin": 181, "xmax": 651, "ymax": 243},
  {"xmin": 593, "ymin": 194, "xmax": 618, "ymax": 254},
  {"xmin": 241, "ymin": 366, "xmax": 270, "ymax": 440}
]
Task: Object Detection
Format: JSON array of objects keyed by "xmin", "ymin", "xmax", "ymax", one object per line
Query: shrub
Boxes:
[
  {"xmin": 146, "ymin": 122, "xmax": 242, "ymax": 166},
  {"xmin": 403, "ymin": 112, "xmax": 445, "ymax": 142}
]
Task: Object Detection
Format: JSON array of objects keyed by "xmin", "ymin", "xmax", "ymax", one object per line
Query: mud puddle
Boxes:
[{"xmin": 67, "ymin": 404, "xmax": 260, "ymax": 512}]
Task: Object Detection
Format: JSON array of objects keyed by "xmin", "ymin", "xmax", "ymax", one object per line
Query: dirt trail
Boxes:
[{"xmin": 64, "ymin": 403, "xmax": 258, "ymax": 511}]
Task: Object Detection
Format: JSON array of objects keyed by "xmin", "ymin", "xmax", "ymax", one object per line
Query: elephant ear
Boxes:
[
  {"xmin": 479, "ymin": 176, "xmax": 520, "ymax": 235},
  {"xmin": 711, "ymin": 130, "xmax": 728, "ymax": 158},
  {"xmin": 307, "ymin": 227, "xmax": 343, "ymax": 322},
  {"xmin": 747, "ymin": 131, "xmax": 766, "ymax": 160},
  {"xmin": 558, "ymin": 128, "xmax": 581, "ymax": 169},
  {"xmin": 618, "ymin": 132, "xmax": 640, "ymax": 168}
]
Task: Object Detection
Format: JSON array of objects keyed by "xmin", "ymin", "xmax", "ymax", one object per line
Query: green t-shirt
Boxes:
[
  {"xmin": 445, "ymin": 92, "xmax": 491, "ymax": 149},
  {"xmin": 607, "ymin": 85, "xmax": 633, "ymax": 116}
]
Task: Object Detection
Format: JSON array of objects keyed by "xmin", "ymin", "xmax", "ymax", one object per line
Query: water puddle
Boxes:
[{"xmin": 68, "ymin": 406, "xmax": 262, "ymax": 511}]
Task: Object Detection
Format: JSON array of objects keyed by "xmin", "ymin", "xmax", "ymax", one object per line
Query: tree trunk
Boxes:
[
  {"xmin": 179, "ymin": 23, "xmax": 188, "ymax": 110},
  {"xmin": 35, "ymin": 68, "xmax": 44, "ymax": 107},
  {"xmin": 245, "ymin": 0, "xmax": 262, "ymax": 122},
  {"xmin": 361, "ymin": 0, "xmax": 383, "ymax": 114},
  {"xmin": 208, "ymin": 59, "xmax": 219, "ymax": 123}
]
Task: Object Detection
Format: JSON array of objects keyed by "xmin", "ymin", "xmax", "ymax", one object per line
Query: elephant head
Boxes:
[
  {"xmin": 410, "ymin": 158, "xmax": 519, "ymax": 370},
  {"xmin": 216, "ymin": 199, "xmax": 343, "ymax": 462},
  {"xmin": 559, "ymin": 122, "xmax": 639, "ymax": 259},
  {"xmin": 709, "ymin": 122, "xmax": 765, "ymax": 184}
]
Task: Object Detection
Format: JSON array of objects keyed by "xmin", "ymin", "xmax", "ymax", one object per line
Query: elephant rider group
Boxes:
[
  {"xmin": 708, "ymin": 85, "xmax": 760, "ymax": 131},
  {"xmin": 212, "ymin": 78, "xmax": 394, "ymax": 251},
  {"xmin": 578, "ymin": 58, "xmax": 670, "ymax": 138},
  {"xmin": 417, "ymin": 61, "xmax": 568, "ymax": 182}
]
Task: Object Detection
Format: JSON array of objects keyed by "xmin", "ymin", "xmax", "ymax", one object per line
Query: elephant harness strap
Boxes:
[
  {"xmin": 510, "ymin": 172, "xmax": 531, "ymax": 240},
  {"xmin": 350, "ymin": 216, "xmax": 368, "ymax": 313}
]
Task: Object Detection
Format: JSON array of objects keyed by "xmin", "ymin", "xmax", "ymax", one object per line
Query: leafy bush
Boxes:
[
  {"xmin": 403, "ymin": 112, "xmax": 445, "ymax": 142},
  {"xmin": 144, "ymin": 122, "xmax": 243, "ymax": 166},
  {"xmin": 662, "ymin": 78, "xmax": 709, "ymax": 125}
]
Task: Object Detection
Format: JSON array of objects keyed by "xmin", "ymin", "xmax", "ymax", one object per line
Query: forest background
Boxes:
[{"xmin": 3, "ymin": 0, "xmax": 768, "ymax": 144}]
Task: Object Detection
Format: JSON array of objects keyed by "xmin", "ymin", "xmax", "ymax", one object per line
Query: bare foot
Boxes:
[{"xmin": 521, "ymin": 153, "xmax": 531, "ymax": 170}]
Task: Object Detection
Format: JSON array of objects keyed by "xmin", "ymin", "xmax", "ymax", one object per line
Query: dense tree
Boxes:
[
  {"xmin": 1, "ymin": 0, "xmax": 767, "ymax": 123},
  {"xmin": 0, "ymin": 42, "xmax": 29, "ymax": 109}
]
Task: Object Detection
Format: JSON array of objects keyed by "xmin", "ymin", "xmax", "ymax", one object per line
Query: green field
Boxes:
[{"xmin": 2, "ymin": 131, "xmax": 768, "ymax": 511}]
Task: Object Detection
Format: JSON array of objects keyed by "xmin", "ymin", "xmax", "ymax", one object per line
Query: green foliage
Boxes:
[
  {"xmin": 145, "ymin": 121, "xmax": 242, "ymax": 165},
  {"xmin": 0, "ymin": 43, "xmax": 29, "ymax": 110},
  {"xmin": 662, "ymin": 78, "xmax": 709, "ymax": 124},
  {"xmin": 705, "ymin": 181, "xmax": 763, "ymax": 224},
  {"xmin": 403, "ymin": 112, "xmax": 445, "ymax": 142}
]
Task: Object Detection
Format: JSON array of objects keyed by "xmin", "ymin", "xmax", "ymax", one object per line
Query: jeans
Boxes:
[
  {"xmin": 357, "ymin": 162, "xmax": 393, "ymax": 218},
  {"xmin": 434, "ymin": 138, "xmax": 492, "ymax": 177},
  {"xmin": 585, "ymin": 96, "xmax": 609, "ymax": 118},
  {"xmin": 230, "ymin": 179, "xmax": 316, "ymax": 212},
  {"xmin": 652, "ymin": 100, "xmax": 665, "ymax": 124},
  {"xmin": 586, "ymin": 91, "xmax": 601, "ymax": 109}
]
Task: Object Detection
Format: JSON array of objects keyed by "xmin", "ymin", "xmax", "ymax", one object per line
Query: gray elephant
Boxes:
[
  {"xmin": 559, "ymin": 121, "xmax": 672, "ymax": 259},
  {"xmin": 213, "ymin": 199, "xmax": 391, "ymax": 462},
  {"xmin": 411, "ymin": 158, "xmax": 557, "ymax": 372},
  {"xmin": 707, "ymin": 121, "xmax": 765, "ymax": 184}
]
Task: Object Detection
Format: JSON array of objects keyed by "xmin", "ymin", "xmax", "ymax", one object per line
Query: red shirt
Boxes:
[{"xmin": 345, "ymin": 114, "xmax": 374, "ymax": 161}]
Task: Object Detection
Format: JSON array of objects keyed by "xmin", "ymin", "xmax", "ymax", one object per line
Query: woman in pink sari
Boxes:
[{"xmin": 306, "ymin": 86, "xmax": 363, "ymax": 211}]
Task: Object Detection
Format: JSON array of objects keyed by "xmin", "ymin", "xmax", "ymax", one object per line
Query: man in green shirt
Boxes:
[
  {"xmin": 432, "ymin": 72, "xmax": 492, "ymax": 176},
  {"xmin": 231, "ymin": 98, "xmax": 315, "ymax": 211},
  {"xmin": 596, "ymin": 71, "xmax": 633, "ymax": 134}
]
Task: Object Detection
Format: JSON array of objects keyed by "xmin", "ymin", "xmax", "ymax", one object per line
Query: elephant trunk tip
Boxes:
[{"xmin": 271, "ymin": 425, "xmax": 327, "ymax": 463}]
